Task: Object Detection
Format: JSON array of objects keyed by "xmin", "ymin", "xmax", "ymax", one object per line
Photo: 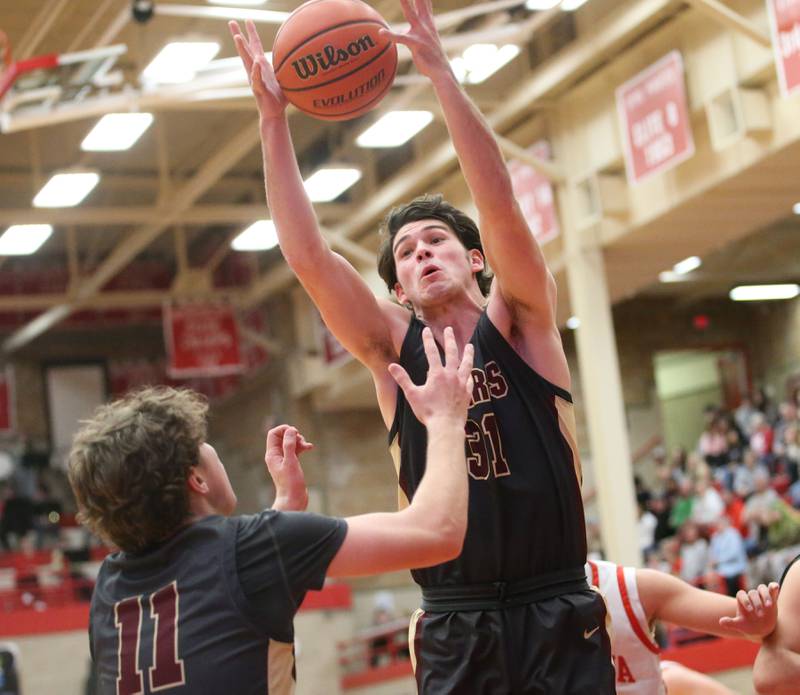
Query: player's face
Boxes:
[
  {"xmin": 391, "ymin": 219, "xmax": 482, "ymax": 307},
  {"xmin": 198, "ymin": 443, "xmax": 237, "ymax": 516}
]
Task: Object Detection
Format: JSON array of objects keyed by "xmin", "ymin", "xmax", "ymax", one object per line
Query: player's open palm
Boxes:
[
  {"xmin": 380, "ymin": 0, "xmax": 452, "ymax": 81},
  {"xmin": 229, "ymin": 20, "xmax": 288, "ymax": 119},
  {"xmin": 265, "ymin": 425, "xmax": 312, "ymax": 511},
  {"xmin": 719, "ymin": 582, "xmax": 780, "ymax": 638},
  {"xmin": 389, "ymin": 326, "xmax": 473, "ymax": 427}
]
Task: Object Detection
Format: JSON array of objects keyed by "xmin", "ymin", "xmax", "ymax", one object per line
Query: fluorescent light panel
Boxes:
[
  {"xmin": 0, "ymin": 225, "xmax": 53, "ymax": 255},
  {"xmin": 356, "ymin": 111, "xmax": 434, "ymax": 148},
  {"xmin": 303, "ymin": 167, "xmax": 361, "ymax": 202},
  {"xmin": 81, "ymin": 112, "xmax": 154, "ymax": 151},
  {"xmin": 729, "ymin": 284, "xmax": 800, "ymax": 301},
  {"xmin": 232, "ymin": 220, "xmax": 278, "ymax": 251},
  {"xmin": 451, "ymin": 44, "xmax": 520, "ymax": 84},
  {"xmin": 33, "ymin": 172, "xmax": 100, "ymax": 207},
  {"xmin": 142, "ymin": 42, "xmax": 221, "ymax": 85},
  {"xmin": 672, "ymin": 255, "xmax": 701, "ymax": 275}
]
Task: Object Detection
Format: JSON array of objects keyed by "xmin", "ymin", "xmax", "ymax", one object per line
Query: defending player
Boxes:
[
  {"xmin": 70, "ymin": 328, "xmax": 473, "ymax": 694},
  {"xmin": 231, "ymin": 0, "xmax": 614, "ymax": 689},
  {"xmin": 753, "ymin": 553, "xmax": 800, "ymax": 693},
  {"xmin": 586, "ymin": 559, "xmax": 779, "ymax": 694}
]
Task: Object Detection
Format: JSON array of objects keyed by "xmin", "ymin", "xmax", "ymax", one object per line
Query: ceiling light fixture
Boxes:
[
  {"xmin": 672, "ymin": 255, "xmax": 702, "ymax": 275},
  {"xmin": 141, "ymin": 42, "xmax": 221, "ymax": 85},
  {"xmin": 450, "ymin": 44, "xmax": 520, "ymax": 85},
  {"xmin": 356, "ymin": 111, "xmax": 434, "ymax": 148},
  {"xmin": 566, "ymin": 316, "xmax": 580, "ymax": 330},
  {"xmin": 0, "ymin": 225, "xmax": 54, "ymax": 255},
  {"xmin": 303, "ymin": 167, "xmax": 362, "ymax": 202},
  {"xmin": 33, "ymin": 172, "xmax": 100, "ymax": 207},
  {"xmin": 729, "ymin": 284, "xmax": 800, "ymax": 301},
  {"xmin": 231, "ymin": 220, "xmax": 278, "ymax": 251},
  {"xmin": 81, "ymin": 113, "xmax": 154, "ymax": 151}
]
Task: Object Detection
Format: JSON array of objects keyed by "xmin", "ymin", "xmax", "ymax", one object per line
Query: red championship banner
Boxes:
[
  {"xmin": 508, "ymin": 140, "xmax": 560, "ymax": 245},
  {"xmin": 767, "ymin": 0, "xmax": 800, "ymax": 97},
  {"xmin": 616, "ymin": 51, "xmax": 695, "ymax": 184},
  {"xmin": 0, "ymin": 366, "xmax": 15, "ymax": 433},
  {"xmin": 163, "ymin": 303, "xmax": 243, "ymax": 378}
]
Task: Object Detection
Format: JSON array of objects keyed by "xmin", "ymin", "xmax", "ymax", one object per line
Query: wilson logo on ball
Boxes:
[{"xmin": 291, "ymin": 35, "xmax": 377, "ymax": 80}]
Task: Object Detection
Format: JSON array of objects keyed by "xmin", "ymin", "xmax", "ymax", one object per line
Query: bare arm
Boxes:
[
  {"xmin": 382, "ymin": 0, "xmax": 555, "ymax": 323},
  {"xmin": 230, "ymin": 21, "xmax": 405, "ymax": 375},
  {"xmin": 636, "ymin": 568, "xmax": 780, "ymax": 640},
  {"xmin": 327, "ymin": 327, "xmax": 473, "ymax": 577},
  {"xmin": 754, "ymin": 562, "xmax": 800, "ymax": 694}
]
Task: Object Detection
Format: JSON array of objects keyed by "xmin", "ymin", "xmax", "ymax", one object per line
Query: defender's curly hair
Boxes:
[
  {"xmin": 377, "ymin": 194, "xmax": 493, "ymax": 298},
  {"xmin": 68, "ymin": 386, "xmax": 208, "ymax": 553}
]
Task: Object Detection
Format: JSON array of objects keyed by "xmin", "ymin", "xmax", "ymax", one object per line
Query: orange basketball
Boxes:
[{"xmin": 272, "ymin": 0, "xmax": 397, "ymax": 121}]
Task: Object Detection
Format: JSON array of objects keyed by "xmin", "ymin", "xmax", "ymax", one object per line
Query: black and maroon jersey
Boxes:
[
  {"xmin": 389, "ymin": 310, "xmax": 586, "ymax": 587},
  {"xmin": 781, "ymin": 553, "xmax": 800, "ymax": 586},
  {"xmin": 89, "ymin": 511, "xmax": 346, "ymax": 695}
]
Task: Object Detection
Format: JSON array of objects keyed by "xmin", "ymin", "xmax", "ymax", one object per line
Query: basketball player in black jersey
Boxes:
[
  {"xmin": 233, "ymin": 0, "xmax": 614, "ymax": 689},
  {"xmin": 753, "ymin": 553, "xmax": 800, "ymax": 693},
  {"xmin": 68, "ymin": 327, "xmax": 474, "ymax": 695}
]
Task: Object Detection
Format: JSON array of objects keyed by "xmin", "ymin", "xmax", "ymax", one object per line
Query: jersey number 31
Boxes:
[{"xmin": 114, "ymin": 581, "xmax": 185, "ymax": 695}]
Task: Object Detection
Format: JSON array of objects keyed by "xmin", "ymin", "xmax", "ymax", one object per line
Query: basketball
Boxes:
[{"xmin": 272, "ymin": 0, "xmax": 398, "ymax": 121}]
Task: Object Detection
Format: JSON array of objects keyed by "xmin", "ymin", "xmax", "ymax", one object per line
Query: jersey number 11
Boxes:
[{"xmin": 114, "ymin": 581, "xmax": 185, "ymax": 694}]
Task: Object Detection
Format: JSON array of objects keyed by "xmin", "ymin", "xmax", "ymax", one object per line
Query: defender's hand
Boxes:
[
  {"xmin": 719, "ymin": 582, "xmax": 781, "ymax": 638},
  {"xmin": 265, "ymin": 425, "xmax": 313, "ymax": 511},
  {"xmin": 229, "ymin": 20, "xmax": 288, "ymax": 120},
  {"xmin": 388, "ymin": 326, "xmax": 473, "ymax": 427},
  {"xmin": 380, "ymin": 0, "xmax": 453, "ymax": 83}
]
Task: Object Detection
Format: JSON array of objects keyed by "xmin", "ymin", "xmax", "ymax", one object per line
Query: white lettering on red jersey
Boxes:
[{"xmin": 586, "ymin": 560, "xmax": 665, "ymax": 695}]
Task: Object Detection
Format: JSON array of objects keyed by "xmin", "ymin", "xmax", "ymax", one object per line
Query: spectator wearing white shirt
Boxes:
[{"xmin": 692, "ymin": 478, "xmax": 725, "ymax": 527}]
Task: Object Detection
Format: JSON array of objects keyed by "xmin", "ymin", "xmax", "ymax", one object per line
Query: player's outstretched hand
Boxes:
[
  {"xmin": 719, "ymin": 582, "xmax": 781, "ymax": 638},
  {"xmin": 379, "ymin": 0, "xmax": 452, "ymax": 83},
  {"xmin": 265, "ymin": 425, "xmax": 313, "ymax": 512},
  {"xmin": 389, "ymin": 326, "xmax": 473, "ymax": 427},
  {"xmin": 229, "ymin": 19, "xmax": 288, "ymax": 120}
]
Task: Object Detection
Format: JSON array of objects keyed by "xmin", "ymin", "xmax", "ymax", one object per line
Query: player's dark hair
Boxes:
[
  {"xmin": 377, "ymin": 194, "xmax": 492, "ymax": 297},
  {"xmin": 68, "ymin": 386, "xmax": 208, "ymax": 553}
]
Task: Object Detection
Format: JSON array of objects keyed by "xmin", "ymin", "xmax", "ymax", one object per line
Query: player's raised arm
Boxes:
[
  {"xmin": 753, "ymin": 561, "xmax": 800, "ymax": 694},
  {"xmin": 381, "ymin": 0, "xmax": 555, "ymax": 322},
  {"xmin": 327, "ymin": 327, "xmax": 474, "ymax": 577},
  {"xmin": 230, "ymin": 21, "xmax": 405, "ymax": 377},
  {"xmin": 636, "ymin": 568, "xmax": 780, "ymax": 641}
]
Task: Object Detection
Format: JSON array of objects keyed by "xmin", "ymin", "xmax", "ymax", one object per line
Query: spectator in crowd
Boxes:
[
  {"xmin": 698, "ymin": 414, "xmax": 730, "ymax": 468},
  {"xmin": 735, "ymin": 395, "xmax": 757, "ymax": 437},
  {"xmin": 744, "ymin": 469, "xmax": 781, "ymax": 551},
  {"xmin": 775, "ymin": 422, "xmax": 799, "ymax": 485},
  {"xmin": 721, "ymin": 486, "xmax": 747, "ymax": 537},
  {"xmin": 679, "ymin": 521, "xmax": 709, "ymax": 585},
  {"xmin": 708, "ymin": 514, "xmax": 748, "ymax": 596},
  {"xmin": 670, "ymin": 478, "xmax": 695, "ymax": 530},
  {"xmin": 734, "ymin": 449, "xmax": 770, "ymax": 499},
  {"xmin": 750, "ymin": 413, "xmax": 775, "ymax": 467},
  {"xmin": 691, "ymin": 477, "xmax": 725, "ymax": 527},
  {"xmin": 0, "ymin": 481, "xmax": 34, "ymax": 551},
  {"xmin": 649, "ymin": 494, "xmax": 674, "ymax": 544},
  {"xmin": 638, "ymin": 501, "xmax": 658, "ymax": 558}
]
